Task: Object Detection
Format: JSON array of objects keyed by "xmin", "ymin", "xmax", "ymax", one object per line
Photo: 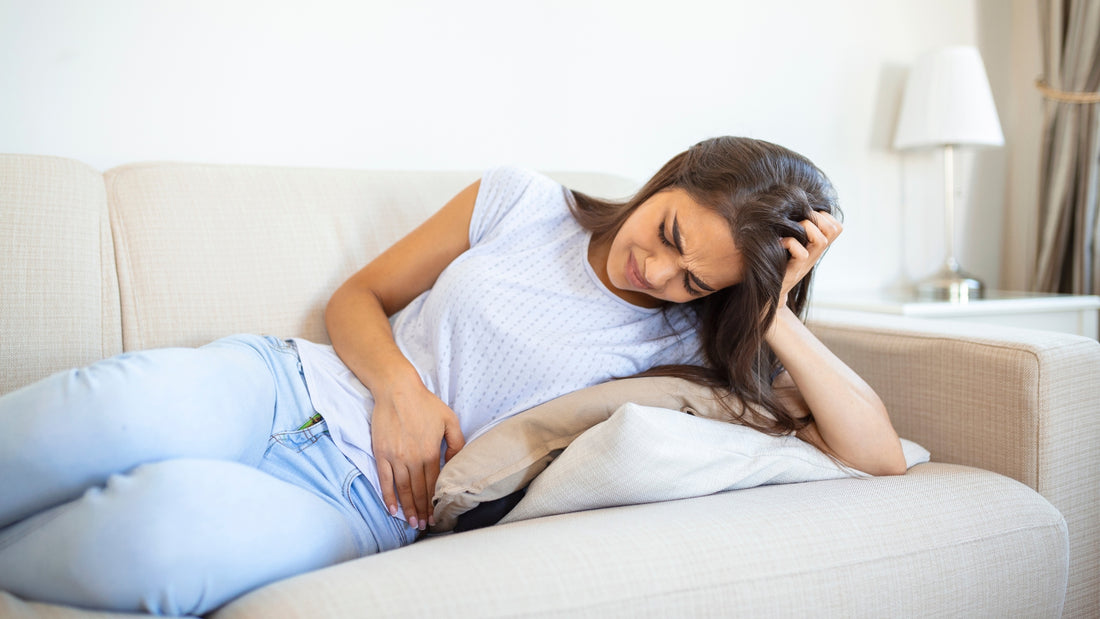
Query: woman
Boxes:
[{"xmin": 0, "ymin": 137, "xmax": 904, "ymax": 616}]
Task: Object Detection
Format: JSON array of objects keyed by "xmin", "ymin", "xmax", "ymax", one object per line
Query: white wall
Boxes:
[{"xmin": 1, "ymin": 0, "xmax": 1032, "ymax": 294}]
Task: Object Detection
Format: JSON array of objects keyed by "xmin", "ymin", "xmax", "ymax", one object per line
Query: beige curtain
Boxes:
[{"xmin": 1034, "ymin": 0, "xmax": 1100, "ymax": 294}]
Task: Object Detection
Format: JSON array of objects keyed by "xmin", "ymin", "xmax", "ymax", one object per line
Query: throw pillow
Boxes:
[
  {"xmin": 430, "ymin": 376, "xmax": 775, "ymax": 532},
  {"xmin": 498, "ymin": 403, "xmax": 931, "ymax": 525}
]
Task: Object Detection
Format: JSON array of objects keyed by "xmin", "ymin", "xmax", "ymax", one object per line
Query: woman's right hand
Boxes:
[
  {"xmin": 370, "ymin": 380, "xmax": 465, "ymax": 531},
  {"xmin": 324, "ymin": 179, "xmax": 479, "ymax": 530}
]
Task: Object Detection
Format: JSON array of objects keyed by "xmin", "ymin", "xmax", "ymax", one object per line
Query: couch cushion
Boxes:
[
  {"xmin": 103, "ymin": 163, "xmax": 638, "ymax": 351},
  {"xmin": 809, "ymin": 309, "xmax": 1100, "ymax": 617},
  {"xmin": 215, "ymin": 463, "xmax": 1068, "ymax": 618},
  {"xmin": 0, "ymin": 155, "xmax": 122, "ymax": 394},
  {"xmin": 0, "ymin": 591, "xmax": 141, "ymax": 619}
]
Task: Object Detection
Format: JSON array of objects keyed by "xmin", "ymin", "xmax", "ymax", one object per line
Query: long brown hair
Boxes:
[{"xmin": 568, "ymin": 136, "xmax": 840, "ymax": 435}]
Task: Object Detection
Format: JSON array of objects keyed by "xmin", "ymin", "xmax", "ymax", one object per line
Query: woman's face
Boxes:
[{"xmin": 601, "ymin": 188, "xmax": 744, "ymax": 308}]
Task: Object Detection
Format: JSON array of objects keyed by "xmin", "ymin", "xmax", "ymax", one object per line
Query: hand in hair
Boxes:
[
  {"xmin": 765, "ymin": 209, "xmax": 906, "ymax": 475},
  {"xmin": 778, "ymin": 211, "xmax": 842, "ymax": 308}
]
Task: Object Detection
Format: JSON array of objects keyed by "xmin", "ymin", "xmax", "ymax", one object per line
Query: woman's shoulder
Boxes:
[
  {"xmin": 479, "ymin": 165, "xmax": 563, "ymax": 196},
  {"xmin": 470, "ymin": 166, "xmax": 572, "ymax": 245}
]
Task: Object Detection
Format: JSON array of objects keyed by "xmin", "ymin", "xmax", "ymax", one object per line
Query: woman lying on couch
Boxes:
[{"xmin": 0, "ymin": 136, "xmax": 904, "ymax": 616}]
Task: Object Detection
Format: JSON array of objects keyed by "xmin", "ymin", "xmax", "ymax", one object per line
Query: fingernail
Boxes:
[
  {"xmin": 428, "ymin": 515, "xmax": 436, "ymax": 527},
  {"xmin": 388, "ymin": 504, "xmax": 398, "ymax": 517},
  {"xmin": 408, "ymin": 516, "xmax": 418, "ymax": 529},
  {"xmin": 419, "ymin": 519, "xmax": 427, "ymax": 531}
]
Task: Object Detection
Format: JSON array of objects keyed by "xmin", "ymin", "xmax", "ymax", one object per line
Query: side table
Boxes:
[{"xmin": 811, "ymin": 290, "xmax": 1100, "ymax": 339}]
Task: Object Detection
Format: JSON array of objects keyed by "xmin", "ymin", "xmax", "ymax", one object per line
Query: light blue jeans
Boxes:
[{"xmin": 0, "ymin": 334, "xmax": 417, "ymax": 616}]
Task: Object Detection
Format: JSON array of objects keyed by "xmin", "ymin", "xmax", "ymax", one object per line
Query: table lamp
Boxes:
[{"xmin": 894, "ymin": 45, "xmax": 1004, "ymax": 301}]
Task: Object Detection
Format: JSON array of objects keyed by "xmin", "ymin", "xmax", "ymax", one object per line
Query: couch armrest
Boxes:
[{"xmin": 808, "ymin": 307, "xmax": 1100, "ymax": 617}]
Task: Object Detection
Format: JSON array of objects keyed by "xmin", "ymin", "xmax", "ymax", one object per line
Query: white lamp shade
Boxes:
[{"xmin": 894, "ymin": 46, "xmax": 1005, "ymax": 149}]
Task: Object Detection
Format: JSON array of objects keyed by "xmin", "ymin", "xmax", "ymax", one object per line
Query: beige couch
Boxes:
[{"xmin": 0, "ymin": 154, "xmax": 1094, "ymax": 618}]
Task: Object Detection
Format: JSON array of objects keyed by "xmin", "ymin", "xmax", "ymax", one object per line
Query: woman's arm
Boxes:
[
  {"xmin": 324, "ymin": 180, "xmax": 480, "ymax": 530},
  {"xmin": 767, "ymin": 213, "xmax": 906, "ymax": 476}
]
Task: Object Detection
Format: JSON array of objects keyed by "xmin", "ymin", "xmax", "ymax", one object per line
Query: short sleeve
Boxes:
[{"xmin": 469, "ymin": 166, "xmax": 557, "ymax": 247}]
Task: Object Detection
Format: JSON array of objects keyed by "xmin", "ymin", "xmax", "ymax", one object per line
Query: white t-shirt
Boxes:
[{"xmin": 293, "ymin": 166, "xmax": 701, "ymax": 514}]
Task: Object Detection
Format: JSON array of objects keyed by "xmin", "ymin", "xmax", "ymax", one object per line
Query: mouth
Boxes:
[{"xmin": 626, "ymin": 253, "xmax": 652, "ymax": 290}]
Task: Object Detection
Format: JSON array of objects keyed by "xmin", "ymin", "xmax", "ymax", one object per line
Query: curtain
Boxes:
[{"xmin": 1034, "ymin": 0, "xmax": 1100, "ymax": 294}]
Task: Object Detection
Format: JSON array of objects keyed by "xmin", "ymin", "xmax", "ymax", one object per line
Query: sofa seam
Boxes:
[
  {"xmin": 810, "ymin": 321, "xmax": 1091, "ymax": 357},
  {"xmin": 1034, "ymin": 342, "xmax": 1044, "ymax": 498},
  {"xmin": 104, "ymin": 167, "xmax": 143, "ymax": 352},
  {"xmin": 98, "ymin": 172, "xmax": 123, "ymax": 359}
]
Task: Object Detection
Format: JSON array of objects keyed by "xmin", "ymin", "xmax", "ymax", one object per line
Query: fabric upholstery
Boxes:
[
  {"xmin": 0, "ymin": 155, "xmax": 122, "ymax": 395},
  {"xmin": 432, "ymin": 375, "xmax": 762, "ymax": 531},
  {"xmin": 213, "ymin": 464, "xmax": 1067, "ymax": 619},
  {"xmin": 498, "ymin": 403, "xmax": 930, "ymax": 524},
  {"xmin": 104, "ymin": 163, "xmax": 475, "ymax": 350},
  {"xmin": 431, "ymin": 372, "xmax": 925, "ymax": 532},
  {"xmin": 809, "ymin": 307, "xmax": 1100, "ymax": 618},
  {"xmin": 0, "ymin": 592, "xmax": 150, "ymax": 619}
]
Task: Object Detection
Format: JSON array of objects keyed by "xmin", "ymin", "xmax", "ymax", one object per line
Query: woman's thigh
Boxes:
[
  {"xmin": 0, "ymin": 334, "xmax": 306, "ymax": 527},
  {"xmin": 0, "ymin": 458, "xmax": 372, "ymax": 617}
]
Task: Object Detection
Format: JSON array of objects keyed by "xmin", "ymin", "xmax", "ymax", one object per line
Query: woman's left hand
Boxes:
[
  {"xmin": 766, "ymin": 210, "xmax": 905, "ymax": 476},
  {"xmin": 779, "ymin": 211, "xmax": 843, "ymax": 307}
]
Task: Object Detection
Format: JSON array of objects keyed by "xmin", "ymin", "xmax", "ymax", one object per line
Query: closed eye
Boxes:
[
  {"xmin": 659, "ymin": 221, "xmax": 704, "ymax": 297},
  {"xmin": 658, "ymin": 222, "xmax": 675, "ymax": 248}
]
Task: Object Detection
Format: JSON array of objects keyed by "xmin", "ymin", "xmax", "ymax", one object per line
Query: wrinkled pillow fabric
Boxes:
[
  {"xmin": 429, "ymin": 376, "xmax": 930, "ymax": 533},
  {"xmin": 430, "ymin": 376, "xmax": 762, "ymax": 532},
  {"xmin": 498, "ymin": 403, "xmax": 931, "ymax": 525}
]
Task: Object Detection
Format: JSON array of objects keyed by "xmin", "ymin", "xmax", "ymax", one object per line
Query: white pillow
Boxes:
[
  {"xmin": 430, "ymin": 376, "xmax": 757, "ymax": 532},
  {"xmin": 499, "ymin": 403, "xmax": 931, "ymax": 524}
]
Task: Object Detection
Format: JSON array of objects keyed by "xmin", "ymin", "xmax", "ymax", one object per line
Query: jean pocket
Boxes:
[
  {"xmin": 260, "ymin": 335, "xmax": 297, "ymax": 355},
  {"xmin": 271, "ymin": 418, "xmax": 330, "ymax": 453}
]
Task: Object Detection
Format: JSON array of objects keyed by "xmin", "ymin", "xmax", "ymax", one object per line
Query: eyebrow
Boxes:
[{"xmin": 672, "ymin": 215, "xmax": 716, "ymax": 292}]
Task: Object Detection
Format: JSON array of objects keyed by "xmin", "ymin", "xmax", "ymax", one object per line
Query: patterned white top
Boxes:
[{"xmin": 293, "ymin": 166, "xmax": 700, "ymax": 514}]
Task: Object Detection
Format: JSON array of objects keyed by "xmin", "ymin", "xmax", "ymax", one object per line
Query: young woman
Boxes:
[{"xmin": 0, "ymin": 136, "xmax": 904, "ymax": 616}]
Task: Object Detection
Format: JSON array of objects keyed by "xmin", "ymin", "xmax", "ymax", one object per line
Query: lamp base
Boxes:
[{"xmin": 915, "ymin": 264, "xmax": 984, "ymax": 302}]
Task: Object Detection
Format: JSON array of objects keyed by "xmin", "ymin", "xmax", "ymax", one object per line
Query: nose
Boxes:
[{"xmin": 646, "ymin": 252, "xmax": 681, "ymax": 290}]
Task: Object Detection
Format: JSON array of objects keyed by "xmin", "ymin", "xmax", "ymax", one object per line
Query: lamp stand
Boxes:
[{"xmin": 915, "ymin": 144, "xmax": 985, "ymax": 302}]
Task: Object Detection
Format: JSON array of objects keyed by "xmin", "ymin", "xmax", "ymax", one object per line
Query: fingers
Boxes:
[
  {"xmin": 371, "ymin": 395, "xmax": 464, "ymax": 531},
  {"xmin": 381, "ymin": 458, "xmax": 429, "ymax": 531},
  {"xmin": 406, "ymin": 464, "xmax": 430, "ymax": 530},
  {"xmin": 386, "ymin": 427, "xmax": 462, "ymax": 530},
  {"xmin": 442, "ymin": 417, "xmax": 466, "ymax": 462},
  {"xmin": 778, "ymin": 212, "xmax": 842, "ymax": 304},
  {"xmin": 378, "ymin": 460, "xmax": 399, "ymax": 519},
  {"xmin": 782, "ymin": 236, "xmax": 810, "ymax": 262},
  {"xmin": 808, "ymin": 211, "xmax": 843, "ymax": 244},
  {"xmin": 796, "ymin": 212, "xmax": 843, "ymax": 264},
  {"xmin": 427, "ymin": 417, "xmax": 466, "ymax": 527}
]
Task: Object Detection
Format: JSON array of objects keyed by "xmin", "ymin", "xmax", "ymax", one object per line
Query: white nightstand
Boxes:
[{"xmin": 811, "ymin": 290, "xmax": 1100, "ymax": 339}]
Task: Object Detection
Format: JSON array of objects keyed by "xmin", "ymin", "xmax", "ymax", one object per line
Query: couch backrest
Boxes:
[
  {"xmin": 102, "ymin": 162, "xmax": 639, "ymax": 352},
  {"xmin": 1, "ymin": 156, "xmax": 637, "ymax": 393},
  {"xmin": 0, "ymin": 155, "xmax": 123, "ymax": 395}
]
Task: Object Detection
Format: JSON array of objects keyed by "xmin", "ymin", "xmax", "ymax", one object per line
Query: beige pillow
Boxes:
[
  {"xmin": 430, "ymin": 376, "xmax": 767, "ymax": 532},
  {"xmin": 498, "ymin": 403, "xmax": 929, "ymax": 525}
]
